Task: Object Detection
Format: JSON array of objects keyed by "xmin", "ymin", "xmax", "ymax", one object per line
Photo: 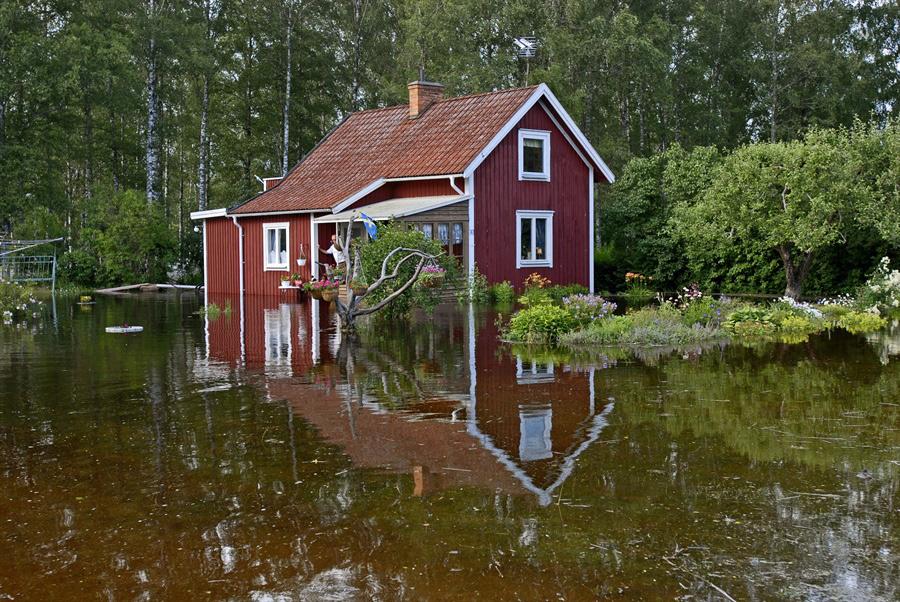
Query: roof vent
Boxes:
[{"xmin": 407, "ymin": 76, "xmax": 444, "ymax": 119}]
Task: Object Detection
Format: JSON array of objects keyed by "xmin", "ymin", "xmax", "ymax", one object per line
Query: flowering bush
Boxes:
[
  {"xmin": 524, "ymin": 272, "xmax": 551, "ymax": 289},
  {"xmin": 855, "ymin": 257, "xmax": 900, "ymax": 315},
  {"xmin": 771, "ymin": 296, "xmax": 824, "ymax": 319},
  {"xmin": 562, "ymin": 294, "xmax": 617, "ymax": 325},
  {"xmin": 673, "ymin": 283, "xmax": 703, "ymax": 309},
  {"xmin": 623, "ymin": 272, "xmax": 655, "ymax": 305},
  {"xmin": 305, "ymin": 278, "xmax": 339, "ymax": 291},
  {"xmin": 680, "ymin": 296, "xmax": 724, "ymax": 328},
  {"xmin": 0, "ymin": 279, "xmax": 40, "ymax": 324}
]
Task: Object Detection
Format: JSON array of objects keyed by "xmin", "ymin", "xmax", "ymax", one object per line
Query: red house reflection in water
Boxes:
[{"xmin": 203, "ymin": 302, "xmax": 613, "ymax": 506}]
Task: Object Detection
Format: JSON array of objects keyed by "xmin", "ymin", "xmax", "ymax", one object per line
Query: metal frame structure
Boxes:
[{"xmin": 0, "ymin": 238, "xmax": 63, "ymax": 294}]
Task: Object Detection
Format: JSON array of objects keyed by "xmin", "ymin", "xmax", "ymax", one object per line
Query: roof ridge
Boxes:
[{"xmin": 348, "ymin": 84, "xmax": 541, "ymax": 119}]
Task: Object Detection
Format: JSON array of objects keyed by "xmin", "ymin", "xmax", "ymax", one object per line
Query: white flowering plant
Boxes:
[
  {"xmin": 0, "ymin": 277, "xmax": 41, "ymax": 324},
  {"xmin": 855, "ymin": 257, "xmax": 900, "ymax": 316}
]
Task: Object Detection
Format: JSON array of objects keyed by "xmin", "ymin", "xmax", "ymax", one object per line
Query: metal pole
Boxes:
[{"xmin": 51, "ymin": 249, "xmax": 57, "ymax": 296}]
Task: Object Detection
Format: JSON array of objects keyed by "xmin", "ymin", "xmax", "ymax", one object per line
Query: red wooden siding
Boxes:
[
  {"xmin": 473, "ymin": 103, "xmax": 591, "ymax": 289},
  {"xmin": 205, "ymin": 218, "xmax": 240, "ymax": 295},
  {"xmin": 205, "ymin": 214, "xmax": 317, "ymax": 297},
  {"xmin": 240, "ymin": 214, "xmax": 313, "ymax": 295}
]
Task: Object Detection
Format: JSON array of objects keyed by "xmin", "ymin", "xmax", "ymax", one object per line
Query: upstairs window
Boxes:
[
  {"xmin": 518, "ymin": 129, "xmax": 551, "ymax": 181},
  {"xmin": 516, "ymin": 210, "xmax": 553, "ymax": 268},
  {"xmin": 263, "ymin": 223, "xmax": 289, "ymax": 270}
]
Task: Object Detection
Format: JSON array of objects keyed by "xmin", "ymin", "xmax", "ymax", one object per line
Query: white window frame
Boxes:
[
  {"xmin": 516, "ymin": 210, "xmax": 554, "ymax": 268},
  {"xmin": 519, "ymin": 407, "xmax": 553, "ymax": 461},
  {"xmin": 262, "ymin": 222, "xmax": 290, "ymax": 271},
  {"xmin": 518, "ymin": 129, "xmax": 551, "ymax": 181}
]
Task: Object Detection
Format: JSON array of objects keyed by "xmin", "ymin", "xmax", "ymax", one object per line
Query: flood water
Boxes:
[{"xmin": 1, "ymin": 294, "xmax": 899, "ymax": 600}]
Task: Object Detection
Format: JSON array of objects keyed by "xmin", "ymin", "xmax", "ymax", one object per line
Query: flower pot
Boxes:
[
  {"xmin": 320, "ymin": 288, "xmax": 337, "ymax": 303},
  {"xmin": 293, "ymin": 279, "xmax": 303, "ymax": 287},
  {"xmin": 296, "ymin": 258, "xmax": 307, "ymax": 267},
  {"xmin": 421, "ymin": 274, "xmax": 444, "ymax": 288},
  {"xmin": 309, "ymin": 288, "xmax": 323, "ymax": 300},
  {"xmin": 351, "ymin": 284, "xmax": 368, "ymax": 296}
]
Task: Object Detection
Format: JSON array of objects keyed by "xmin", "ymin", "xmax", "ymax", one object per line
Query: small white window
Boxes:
[
  {"xmin": 519, "ymin": 407, "xmax": 553, "ymax": 461},
  {"xmin": 516, "ymin": 210, "xmax": 553, "ymax": 268},
  {"xmin": 263, "ymin": 223, "xmax": 289, "ymax": 270},
  {"xmin": 518, "ymin": 129, "xmax": 551, "ymax": 181}
]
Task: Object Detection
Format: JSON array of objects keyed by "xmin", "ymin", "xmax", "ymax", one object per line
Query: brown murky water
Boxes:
[{"xmin": 1, "ymin": 294, "xmax": 899, "ymax": 600}]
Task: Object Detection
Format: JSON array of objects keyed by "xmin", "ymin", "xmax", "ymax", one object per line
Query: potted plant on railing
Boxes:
[
  {"xmin": 332, "ymin": 265, "xmax": 347, "ymax": 283},
  {"xmin": 349, "ymin": 279, "xmax": 368, "ymax": 296},
  {"xmin": 290, "ymin": 273, "xmax": 303, "ymax": 287},
  {"xmin": 303, "ymin": 280, "xmax": 322, "ymax": 300},
  {"xmin": 280, "ymin": 274, "xmax": 292, "ymax": 288},
  {"xmin": 419, "ymin": 265, "xmax": 446, "ymax": 288}
]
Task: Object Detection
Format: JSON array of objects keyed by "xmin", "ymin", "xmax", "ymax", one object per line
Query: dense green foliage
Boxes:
[
  {"xmin": 1, "ymin": 0, "xmax": 896, "ymax": 286},
  {"xmin": 0, "ymin": 279, "xmax": 39, "ymax": 322},
  {"xmin": 603, "ymin": 122, "xmax": 900, "ymax": 297},
  {"xmin": 505, "ymin": 304, "xmax": 575, "ymax": 344},
  {"xmin": 359, "ymin": 222, "xmax": 450, "ymax": 319}
]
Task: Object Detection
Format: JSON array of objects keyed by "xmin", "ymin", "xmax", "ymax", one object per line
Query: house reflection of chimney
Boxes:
[{"xmin": 413, "ymin": 465, "xmax": 425, "ymax": 497}]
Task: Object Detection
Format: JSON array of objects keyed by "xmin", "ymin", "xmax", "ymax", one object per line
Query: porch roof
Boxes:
[{"xmin": 312, "ymin": 194, "xmax": 469, "ymax": 224}]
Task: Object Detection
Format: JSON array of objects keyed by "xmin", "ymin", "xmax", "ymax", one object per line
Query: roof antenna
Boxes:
[{"xmin": 514, "ymin": 36, "xmax": 540, "ymax": 86}]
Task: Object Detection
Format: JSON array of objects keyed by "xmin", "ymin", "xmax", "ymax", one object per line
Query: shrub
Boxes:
[
  {"xmin": 0, "ymin": 279, "xmax": 40, "ymax": 323},
  {"xmin": 360, "ymin": 222, "xmax": 450, "ymax": 319},
  {"xmin": 548, "ymin": 283, "xmax": 589, "ymax": 303},
  {"xmin": 506, "ymin": 305, "xmax": 576, "ymax": 344},
  {"xmin": 562, "ymin": 315, "xmax": 634, "ymax": 345},
  {"xmin": 777, "ymin": 315, "xmax": 821, "ymax": 334},
  {"xmin": 818, "ymin": 303, "xmax": 852, "ymax": 323},
  {"xmin": 837, "ymin": 311, "xmax": 887, "ymax": 334},
  {"xmin": 562, "ymin": 294, "xmax": 617, "ymax": 325},
  {"xmin": 491, "ymin": 281, "xmax": 515, "ymax": 305},
  {"xmin": 855, "ymin": 257, "xmax": 900, "ymax": 315},
  {"xmin": 729, "ymin": 320, "xmax": 777, "ymax": 337},
  {"xmin": 680, "ymin": 296, "xmax": 724, "ymax": 328}
]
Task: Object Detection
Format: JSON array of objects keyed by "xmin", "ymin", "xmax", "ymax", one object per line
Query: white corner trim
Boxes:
[
  {"xmin": 190, "ymin": 208, "xmax": 227, "ymax": 220},
  {"xmin": 515, "ymin": 210, "xmax": 554, "ymax": 269},
  {"xmin": 588, "ymin": 167, "xmax": 595, "ymax": 293},
  {"xmin": 518, "ymin": 129, "xmax": 551, "ymax": 182},
  {"xmin": 331, "ymin": 178, "xmax": 386, "ymax": 213},
  {"xmin": 262, "ymin": 222, "xmax": 290, "ymax": 271},
  {"xmin": 310, "ymin": 217, "xmax": 319, "ymax": 279},
  {"xmin": 467, "ymin": 174, "xmax": 475, "ymax": 277}
]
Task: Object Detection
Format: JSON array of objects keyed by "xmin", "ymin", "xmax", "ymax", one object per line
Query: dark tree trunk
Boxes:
[{"xmin": 777, "ymin": 245, "xmax": 815, "ymax": 299}]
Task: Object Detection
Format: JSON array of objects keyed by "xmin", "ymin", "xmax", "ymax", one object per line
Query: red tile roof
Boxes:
[{"xmin": 232, "ymin": 85, "xmax": 539, "ymax": 214}]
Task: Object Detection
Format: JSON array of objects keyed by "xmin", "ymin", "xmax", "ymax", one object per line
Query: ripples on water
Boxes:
[{"xmin": 0, "ymin": 294, "xmax": 898, "ymax": 600}]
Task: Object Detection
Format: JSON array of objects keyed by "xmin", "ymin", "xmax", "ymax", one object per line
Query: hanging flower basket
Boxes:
[
  {"xmin": 296, "ymin": 243, "xmax": 308, "ymax": 267},
  {"xmin": 309, "ymin": 288, "xmax": 323, "ymax": 300},
  {"xmin": 320, "ymin": 288, "xmax": 337, "ymax": 303},
  {"xmin": 419, "ymin": 265, "xmax": 446, "ymax": 288},
  {"xmin": 350, "ymin": 282, "xmax": 368, "ymax": 296}
]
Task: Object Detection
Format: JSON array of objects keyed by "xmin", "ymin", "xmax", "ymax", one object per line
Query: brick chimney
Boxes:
[{"xmin": 407, "ymin": 79, "xmax": 444, "ymax": 119}]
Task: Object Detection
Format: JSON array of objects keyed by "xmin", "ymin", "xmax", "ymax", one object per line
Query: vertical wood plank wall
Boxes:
[{"xmin": 474, "ymin": 103, "xmax": 591, "ymax": 290}]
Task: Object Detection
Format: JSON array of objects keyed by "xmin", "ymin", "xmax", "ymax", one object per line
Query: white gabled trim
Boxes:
[
  {"xmin": 466, "ymin": 174, "xmax": 475, "ymax": 277},
  {"xmin": 539, "ymin": 101, "xmax": 591, "ymax": 170},
  {"xmin": 589, "ymin": 167, "xmax": 595, "ymax": 293},
  {"xmin": 331, "ymin": 178, "xmax": 386, "ymax": 213},
  {"xmin": 463, "ymin": 89, "xmax": 544, "ymax": 179},
  {"xmin": 462, "ymin": 84, "xmax": 615, "ymax": 184},
  {"xmin": 518, "ymin": 129, "xmax": 551, "ymax": 182},
  {"xmin": 190, "ymin": 208, "xmax": 227, "ymax": 220},
  {"xmin": 538, "ymin": 84, "xmax": 616, "ymax": 183}
]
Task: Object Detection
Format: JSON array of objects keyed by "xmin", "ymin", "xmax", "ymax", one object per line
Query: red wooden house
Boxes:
[{"xmin": 191, "ymin": 81, "xmax": 614, "ymax": 295}]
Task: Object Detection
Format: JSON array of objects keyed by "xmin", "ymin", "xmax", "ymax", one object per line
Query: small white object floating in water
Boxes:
[{"xmin": 105, "ymin": 325, "xmax": 144, "ymax": 334}]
